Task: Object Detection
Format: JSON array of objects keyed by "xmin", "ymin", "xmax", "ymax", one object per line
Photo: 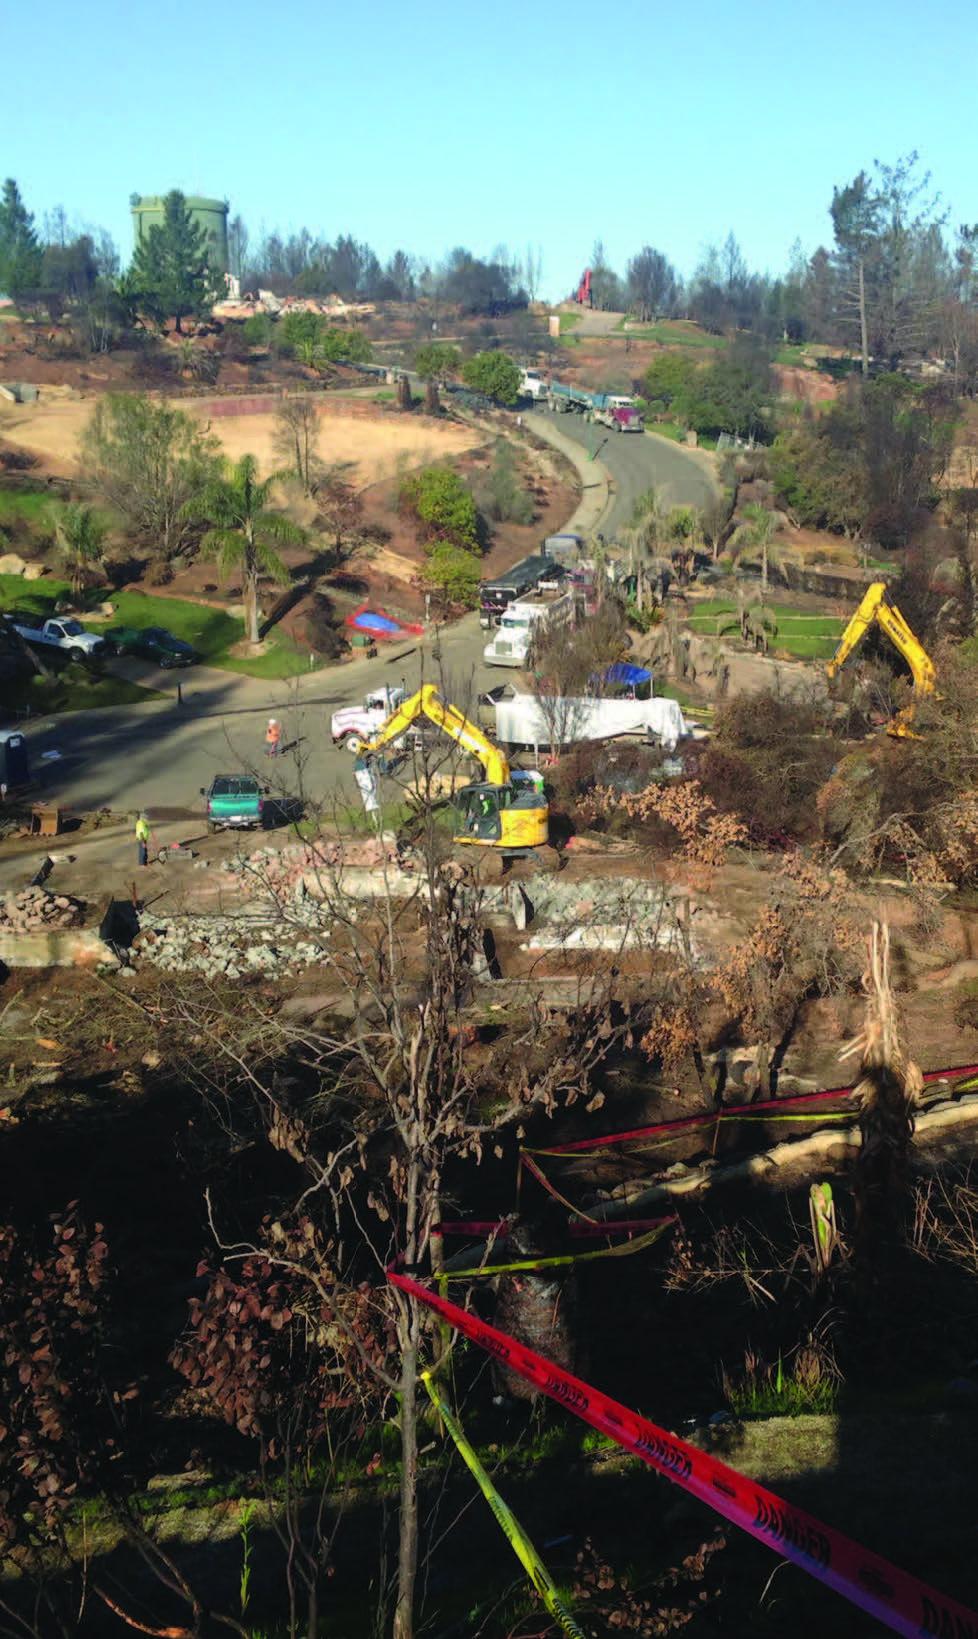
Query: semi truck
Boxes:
[
  {"xmin": 330, "ymin": 685, "xmax": 410, "ymax": 752},
  {"xmin": 545, "ymin": 381, "xmax": 643, "ymax": 430},
  {"xmin": 479, "ymin": 549, "xmax": 566, "ymax": 629},
  {"xmin": 518, "ymin": 370, "xmax": 549, "ymax": 401},
  {"xmin": 593, "ymin": 404, "xmax": 644, "ymax": 433},
  {"xmin": 482, "ymin": 588, "xmax": 577, "ymax": 667}
]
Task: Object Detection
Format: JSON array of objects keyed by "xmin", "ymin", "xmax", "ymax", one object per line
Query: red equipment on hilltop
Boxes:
[{"xmin": 574, "ymin": 268, "xmax": 593, "ymax": 307}]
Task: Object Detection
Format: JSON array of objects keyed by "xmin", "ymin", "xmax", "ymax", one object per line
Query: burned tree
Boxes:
[{"xmin": 168, "ymin": 765, "xmax": 641, "ymax": 1639}]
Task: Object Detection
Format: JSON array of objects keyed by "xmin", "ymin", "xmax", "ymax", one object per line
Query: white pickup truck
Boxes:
[
  {"xmin": 6, "ymin": 613, "xmax": 107, "ymax": 660},
  {"xmin": 330, "ymin": 685, "xmax": 408, "ymax": 753}
]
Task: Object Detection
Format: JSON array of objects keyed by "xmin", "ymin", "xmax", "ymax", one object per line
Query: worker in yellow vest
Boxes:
[{"xmin": 135, "ymin": 811, "xmax": 151, "ymax": 867}]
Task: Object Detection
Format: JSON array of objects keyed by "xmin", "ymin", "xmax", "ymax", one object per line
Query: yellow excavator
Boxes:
[
  {"xmin": 359, "ymin": 683, "xmax": 549, "ymax": 853},
  {"xmin": 825, "ymin": 582, "xmax": 936, "ymax": 736}
]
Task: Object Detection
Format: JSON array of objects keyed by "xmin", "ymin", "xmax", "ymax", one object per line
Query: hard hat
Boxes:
[{"xmin": 139, "ymin": 810, "xmax": 148, "ymax": 819}]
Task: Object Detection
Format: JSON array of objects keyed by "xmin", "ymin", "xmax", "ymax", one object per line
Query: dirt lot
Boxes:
[{"xmin": 0, "ymin": 395, "xmax": 483, "ymax": 489}]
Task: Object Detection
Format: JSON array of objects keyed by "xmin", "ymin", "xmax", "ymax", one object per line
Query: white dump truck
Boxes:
[
  {"xmin": 482, "ymin": 589, "xmax": 576, "ymax": 668},
  {"xmin": 330, "ymin": 685, "xmax": 409, "ymax": 753}
]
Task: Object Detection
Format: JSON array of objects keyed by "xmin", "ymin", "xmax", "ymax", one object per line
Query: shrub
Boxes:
[
  {"xmin": 399, "ymin": 467, "xmax": 478, "ymax": 549},
  {"xmin": 952, "ymin": 980, "xmax": 978, "ymax": 1033},
  {"xmin": 702, "ymin": 691, "xmax": 838, "ymax": 844},
  {"xmin": 421, "ymin": 544, "xmax": 481, "ymax": 608},
  {"xmin": 478, "ymin": 444, "xmax": 535, "ymax": 525},
  {"xmin": 145, "ymin": 556, "xmax": 173, "ymax": 586},
  {"xmin": 461, "ymin": 350, "xmax": 520, "ymax": 406}
]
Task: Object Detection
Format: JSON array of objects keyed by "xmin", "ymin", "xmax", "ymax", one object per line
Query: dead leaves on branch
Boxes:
[{"xmin": 577, "ymin": 779, "xmax": 748, "ymax": 870}]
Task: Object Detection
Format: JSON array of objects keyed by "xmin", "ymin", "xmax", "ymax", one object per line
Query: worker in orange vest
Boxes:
[{"xmin": 265, "ymin": 718, "xmax": 282, "ymax": 757}]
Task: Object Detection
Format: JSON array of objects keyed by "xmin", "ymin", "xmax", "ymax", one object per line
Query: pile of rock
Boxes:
[
  {"xmin": 134, "ymin": 906, "xmax": 327, "ymax": 981},
  {"xmin": 0, "ymin": 885, "xmax": 84, "ymax": 932},
  {"xmin": 219, "ymin": 836, "xmax": 403, "ymax": 886}
]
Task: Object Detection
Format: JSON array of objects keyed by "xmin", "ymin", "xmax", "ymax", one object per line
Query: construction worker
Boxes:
[
  {"xmin": 265, "ymin": 718, "xmax": 282, "ymax": 757},
  {"xmin": 135, "ymin": 811, "xmax": 151, "ymax": 867}
]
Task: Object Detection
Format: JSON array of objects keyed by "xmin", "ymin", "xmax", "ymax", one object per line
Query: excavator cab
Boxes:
[
  {"xmin": 453, "ymin": 773, "xmax": 548, "ymax": 853},
  {"xmin": 456, "ymin": 783, "xmax": 503, "ymax": 843}
]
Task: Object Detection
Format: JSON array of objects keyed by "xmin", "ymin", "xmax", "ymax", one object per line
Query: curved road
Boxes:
[
  {"xmin": 15, "ymin": 400, "xmax": 717, "ymax": 823},
  {"xmin": 531, "ymin": 408, "xmax": 718, "ymax": 536}
]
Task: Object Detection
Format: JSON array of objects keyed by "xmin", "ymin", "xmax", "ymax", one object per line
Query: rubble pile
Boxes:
[
  {"xmin": 0, "ymin": 885, "xmax": 85, "ymax": 932},
  {"xmin": 135, "ymin": 905, "xmax": 330, "ymax": 981},
  {"xmin": 219, "ymin": 837, "xmax": 403, "ymax": 888},
  {"xmin": 484, "ymin": 876, "xmax": 690, "ymax": 956}
]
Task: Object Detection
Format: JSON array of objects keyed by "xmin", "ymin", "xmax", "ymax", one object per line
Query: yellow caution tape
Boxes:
[
  {"xmin": 446, "ymin": 1220, "xmax": 672, "ymax": 1280},
  {"xmin": 422, "ymin": 1371, "xmax": 586, "ymax": 1639}
]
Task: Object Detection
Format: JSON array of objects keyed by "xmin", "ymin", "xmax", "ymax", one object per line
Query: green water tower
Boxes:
[{"xmin": 130, "ymin": 193, "xmax": 230, "ymax": 273}]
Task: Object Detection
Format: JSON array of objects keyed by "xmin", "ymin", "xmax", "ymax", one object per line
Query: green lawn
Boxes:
[
  {"xmin": 0, "ymin": 577, "xmax": 314, "ymax": 680},
  {"xmin": 683, "ymin": 600, "xmax": 842, "ymax": 659},
  {"xmin": 615, "ymin": 320, "xmax": 729, "ymax": 350},
  {"xmin": 6, "ymin": 670, "xmax": 163, "ymax": 717},
  {"xmin": 559, "ymin": 312, "xmax": 583, "ymax": 334},
  {"xmin": 0, "ymin": 488, "xmax": 54, "ymax": 528}
]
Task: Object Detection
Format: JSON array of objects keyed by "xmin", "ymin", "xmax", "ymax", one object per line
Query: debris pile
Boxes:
[
  {"xmin": 0, "ymin": 885, "xmax": 84, "ymax": 932},
  {"xmin": 219, "ymin": 837, "xmax": 403, "ymax": 887},
  {"xmin": 134, "ymin": 905, "xmax": 330, "ymax": 981}
]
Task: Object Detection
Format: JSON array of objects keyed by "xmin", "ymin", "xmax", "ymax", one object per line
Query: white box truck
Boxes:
[{"xmin": 492, "ymin": 688, "xmax": 687, "ymax": 753}]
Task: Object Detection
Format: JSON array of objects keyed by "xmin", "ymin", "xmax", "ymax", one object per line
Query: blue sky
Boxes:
[{"xmin": 5, "ymin": 0, "xmax": 974, "ymax": 300}]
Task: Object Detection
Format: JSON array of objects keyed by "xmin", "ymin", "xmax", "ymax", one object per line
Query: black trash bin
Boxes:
[{"xmin": 0, "ymin": 730, "xmax": 30, "ymax": 789}]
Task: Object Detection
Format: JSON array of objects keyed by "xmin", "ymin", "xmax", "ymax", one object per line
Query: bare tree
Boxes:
[
  {"xmin": 273, "ymin": 394, "xmax": 323, "ymax": 494},
  {"xmin": 528, "ymin": 599, "xmax": 631, "ymax": 756},
  {"xmin": 172, "ymin": 748, "xmax": 649, "ymax": 1638},
  {"xmin": 314, "ymin": 462, "xmax": 366, "ymax": 568}
]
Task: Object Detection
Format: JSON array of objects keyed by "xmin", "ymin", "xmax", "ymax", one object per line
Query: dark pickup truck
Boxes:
[
  {"xmin": 106, "ymin": 626, "xmax": 198, "ymax": 668},
  {"xmin": 200, "ymin": 776, "xmax": 267, "ymax": 833}
]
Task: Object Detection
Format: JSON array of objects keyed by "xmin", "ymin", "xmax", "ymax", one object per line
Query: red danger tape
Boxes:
[
  {"xmin": 390, "ymin": 1270, "xmax": 978, "ymax": 1639},
  {"xmin": 434, "ymin": 1219, "xmax": 673, "ymax": 1239},
  {"xmin": 533, "ymin": 1059, "xmax": 978, "ymax": 1158}
]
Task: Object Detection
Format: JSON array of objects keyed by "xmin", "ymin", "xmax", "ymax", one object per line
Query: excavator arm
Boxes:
[
  {"xmin": 415, "ymin": 688, "xmax": 511, "ymax": 787},
  {"xmin": 826, "ymin": 581, "xmax": 936, "ymax": 692},
  {"xmin": 825, "ymin": 583, "xmax": 887, "ymax": 679},
  {"xmin": 874, "ymin": 602, "xmax": 936, "ymax": 693},
  {"xmin": 361, "ymin": 683, "xmax": 512, "ymax": 787}
]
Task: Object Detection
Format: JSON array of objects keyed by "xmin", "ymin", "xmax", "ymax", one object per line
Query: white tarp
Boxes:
[
  {"xmin": 493, "ymin": 691, "xmax": 687, "ymax": 753},
  {"xmin": 353, "ymin": 761, "xmax": 381, "ymax": 813}
]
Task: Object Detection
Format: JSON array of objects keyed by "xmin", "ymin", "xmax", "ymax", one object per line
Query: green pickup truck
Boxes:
[{"xmin": 200, "ymin": 776, "xmax": 267, "ymax": 833}]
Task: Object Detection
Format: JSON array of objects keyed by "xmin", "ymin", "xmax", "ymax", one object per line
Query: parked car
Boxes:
[
  {"xmin": 200, "ymin": 775, "xmax": 267, "ymax": 833},
  {"xmin": 106, "ymin": 626, "xmax": 198, "ymax": 668}
]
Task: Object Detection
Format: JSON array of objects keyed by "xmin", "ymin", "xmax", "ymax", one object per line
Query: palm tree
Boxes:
[
  {"xmin": 728, "ymin": 501, "xmax": 788, "ymax": 594},
  {"xmin": 182, "ymin": 454, "xmax": 305, "ymax": 644},
  {"xmin": 48, "ymin": 502, "xmax": 107, "ymax": 599}
]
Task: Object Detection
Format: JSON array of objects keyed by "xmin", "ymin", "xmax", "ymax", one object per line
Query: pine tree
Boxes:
[
  {"xmin": 0, "ymin": 178, "xmax": 42, "ymax": 293},
  {"xmin": 126, "ymin": 190, "xmax": 220, "ymax": 333}
]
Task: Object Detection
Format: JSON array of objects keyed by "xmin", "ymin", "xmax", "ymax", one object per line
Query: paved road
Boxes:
[
  {"xmin": 17, "ymin": 407, "xmax": 713, "ymax": 826},
  {"xmin": 25, "ymin": 616, "xmax": 500, "ymax": 822},
  {"xmin": 530, "ymin": 410, "xmax": 718, "ymax": 535}
]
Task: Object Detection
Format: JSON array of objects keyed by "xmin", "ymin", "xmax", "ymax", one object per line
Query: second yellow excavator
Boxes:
[
  {"xmin": 358, "ymin": 683, "xmax": 550, "ymax": 853},
  {"xmin": 825, "ymin": 582, "xmax": 936, "ymax": 736}
]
